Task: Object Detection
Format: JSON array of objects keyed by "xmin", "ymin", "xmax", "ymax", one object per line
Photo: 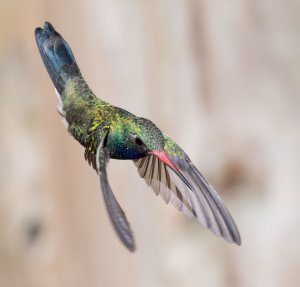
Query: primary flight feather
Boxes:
[{"xmin": 35, "ymin": 22, "xmax": 241, "ymax": 251}]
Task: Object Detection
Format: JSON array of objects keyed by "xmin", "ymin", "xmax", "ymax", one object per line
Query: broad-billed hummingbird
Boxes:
[{"xmin": 35, "ymin": 22, "xmax": 241, "ymax": 251}]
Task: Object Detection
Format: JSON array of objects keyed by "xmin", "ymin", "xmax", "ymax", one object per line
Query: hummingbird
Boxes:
[{"xmin": 35, "ymin": 22, "xmax": 241, "ymax": 251}]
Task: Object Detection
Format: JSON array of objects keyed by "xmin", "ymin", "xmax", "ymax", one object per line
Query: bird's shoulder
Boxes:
[{"xmin": 163, "ymin": 134, "xmax": 187, "ymax": 160}]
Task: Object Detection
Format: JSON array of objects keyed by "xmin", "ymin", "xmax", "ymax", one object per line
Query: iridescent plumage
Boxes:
[{"xmin": 35, "ymin": 22, "xmax": 241, "ymax": 251}]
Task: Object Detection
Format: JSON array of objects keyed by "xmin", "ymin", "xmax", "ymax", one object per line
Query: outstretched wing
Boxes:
[
  {"xmin": 134, "ymin": 135, "xmax": 241, "ymax": 245},
  {"xmin": 96, "ymin": 134, "xmax": 136, "ymax": 251}
]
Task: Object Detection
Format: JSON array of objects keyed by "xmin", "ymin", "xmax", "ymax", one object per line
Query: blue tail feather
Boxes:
[{"xmin": 35, "ymin": 22, "xmax": 80, "ymax": 94}]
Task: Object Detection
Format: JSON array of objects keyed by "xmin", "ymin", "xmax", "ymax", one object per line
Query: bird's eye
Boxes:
[{"xmin": 134, "ymin": 136, "xmax": 144, "ymax": 146}]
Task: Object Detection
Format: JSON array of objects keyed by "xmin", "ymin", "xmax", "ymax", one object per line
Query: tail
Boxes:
[{"xmin": 35, "ymin": 22, "xmax": 81, "ymax": 94}]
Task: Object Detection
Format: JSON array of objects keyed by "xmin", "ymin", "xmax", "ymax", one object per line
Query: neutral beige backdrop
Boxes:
[{"xmin": 1, "ymin": 0, "xmax": 300, "ymax": 286}]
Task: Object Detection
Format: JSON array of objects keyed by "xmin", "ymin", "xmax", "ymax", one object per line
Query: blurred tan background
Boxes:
[{"xmin": 1, "ymin": 0, "xmax": 300, "ymax": 286}]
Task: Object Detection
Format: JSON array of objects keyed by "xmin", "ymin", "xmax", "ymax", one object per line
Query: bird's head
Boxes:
[
  {"xmin": 106, "ymin": 117, "xmax": 179, "ymax": 172},
  {"xmin": 130, "ymin": 117, "xmax": 164, "ymax": 148},
  {"xmin": 125, "ymin": 117, "xmax": 191, "ymax": 186},
  {"xmin": 108, "ymin": 117, "xmax": 167, "ymax": 159},
  {"xmin": 106, "ymin": 115, "xmax": 192, "ymax": 189}
]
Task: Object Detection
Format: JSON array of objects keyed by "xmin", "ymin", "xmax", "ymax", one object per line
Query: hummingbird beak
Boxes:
[
  {"xmin": 149, "ymin": 150, "xmax": 194, "ymax": 191},
  {"xmin": 149, "ymin": 150, "xmax": 179, "ymax": 172}
]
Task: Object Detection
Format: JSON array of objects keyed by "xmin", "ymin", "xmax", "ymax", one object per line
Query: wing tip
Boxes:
[
  {"xmin": 232, "ymin": 232, "xmax": 242, "ymax": 246},
  {"xmin": 224, "ymin": 233, "xmax": 242, "ymax": 246},
  {"xmin": 120, "ymin": 230, "xmax": 136, "ymax": 252},
  {"xmin": 218, "ymin": 222, "xmax": 242, "ymax": 246},
  {"xmin": 125, "ymin": 240, "xmax": 136, "ymax": 252}
]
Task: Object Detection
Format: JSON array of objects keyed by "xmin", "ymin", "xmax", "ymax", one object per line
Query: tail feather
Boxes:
[{"xmin": 35, "ymin": 22, "xmax": 80, "ymax": 94}]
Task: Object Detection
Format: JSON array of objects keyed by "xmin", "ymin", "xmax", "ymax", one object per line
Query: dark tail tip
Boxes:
[
  {"xmin": 44, "ymin": 21, "xmax": 55, "ymax": 32},
  {"xmin": 34, "ymin": 27, "xmax": 42, "ymax": 37},
  {"xmin": 35, "ymin": 21, "xmax": 80, "ymax": 94},
  {"xmin": 34, "ymin": 21, "xmax": 57, "ymax": 42}
]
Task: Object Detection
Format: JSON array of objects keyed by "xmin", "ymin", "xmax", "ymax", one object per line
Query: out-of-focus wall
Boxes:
[{"xmin": 0, "ymin": 1, "xmax": 300, "ymax": 286}]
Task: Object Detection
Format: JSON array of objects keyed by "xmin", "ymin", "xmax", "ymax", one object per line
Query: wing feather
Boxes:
[
  {"xmin": 134, "ymin": 138, "xmax": 241, "ymax": 245},
  {"xmin": 96, "ymin": 135, "xmax": 136, "ymax": 251}
]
